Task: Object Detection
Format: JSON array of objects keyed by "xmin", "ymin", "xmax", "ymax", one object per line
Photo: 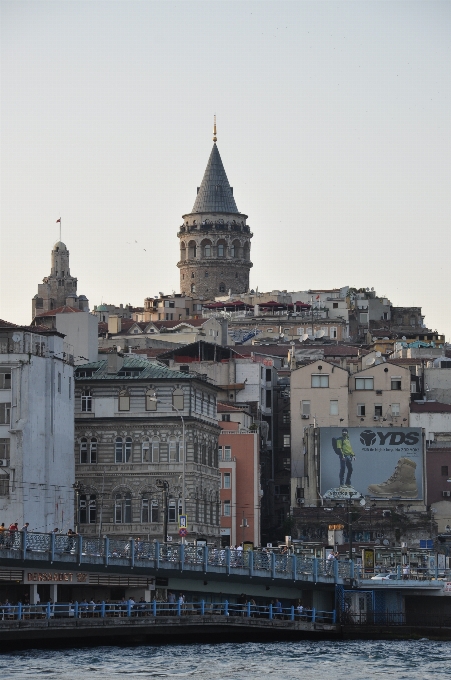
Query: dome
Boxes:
[
  {"xmin": 78, "ymin": 295, "xmax": 88, "ymax": 300},
  {"xmin": 97, "ymin": 304, "xmax": 108, "ymax": 311},
  {"xmin": 53, "ymin": 241, "xmax": 67, "ymax": 251}
]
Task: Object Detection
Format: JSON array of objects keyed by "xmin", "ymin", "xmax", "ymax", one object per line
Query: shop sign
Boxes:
[{"xmin": 24, "ymin": 570, "xmax": 89, "ymax": 584}]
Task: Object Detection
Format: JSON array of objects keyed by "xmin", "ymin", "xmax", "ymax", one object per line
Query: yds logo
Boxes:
[{"xmin": 360, "ymin": 430, "xmax": 420, "ymax": 446}]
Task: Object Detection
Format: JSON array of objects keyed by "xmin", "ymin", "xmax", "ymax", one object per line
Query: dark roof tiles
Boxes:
[{"xmin": 191, "ymin": 144, "xmax": 239, "ymax": 214}]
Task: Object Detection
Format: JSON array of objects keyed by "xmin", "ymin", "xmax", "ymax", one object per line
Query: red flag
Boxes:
[
  {"xmin": 316, "ymin": 295, "xmax": 320, "ymax": 300},
  {"xmin": 56, "ymin": 218, "xmax": 61, "ymax": 223}
]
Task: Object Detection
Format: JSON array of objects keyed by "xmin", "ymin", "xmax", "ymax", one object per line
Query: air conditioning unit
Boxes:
[
  {"xmin": 0, "ymin": 459, "xmax": 9, "ymax": 467},
  {"xmin": 301, "ymin": 414, "xmax": 310, "ymax": 419},
  {"xmin": 297, "ymin": 498, "xmax": 305, "ymax": 505},
  {"xmin": 443, "ymin": 491, "xmax": 451, "ymax": 498},
  {"xmin": 376, "ymin": 390, "xmax": 383, "ymax": 395},
  {"xmin": 373, "ymin": 416, "xmax": 379, "ymax": 421}
]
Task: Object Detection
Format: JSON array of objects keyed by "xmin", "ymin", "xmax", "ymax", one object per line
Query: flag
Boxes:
[
  {"xmin": 316, "ymin": 295, "xmax": 320, "ymax": 300},
  {"xmin": 56, "ymin": 218, "xmax": 61, "ymax": 223}
]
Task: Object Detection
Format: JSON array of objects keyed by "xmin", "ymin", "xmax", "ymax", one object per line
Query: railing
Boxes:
[{"xmin": 0, "ymin": 600, "xmax": 336, "ymax": 625}]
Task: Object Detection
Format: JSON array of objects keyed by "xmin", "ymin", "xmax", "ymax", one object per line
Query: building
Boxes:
[
  {"xmin": 217, "ymin": 402, "xmax": 260, "ymax": 547},
  {"xmin": 177, "ymin": 123, "xmax": 253, "ymax": 297},
  {"xmin": 0, "ymin": 320, "xmax": 75, "ymax": 531},
  {"xmin": 32, "ymin": 241, "xmax": 89, "ymax": 318},
  {"xmin": 32, "ymin": 306, "xmax": 98, "ymax": 365},
  {"xmin": 74, "ymin": 355, "xmax": 221, "ymax": 541}
]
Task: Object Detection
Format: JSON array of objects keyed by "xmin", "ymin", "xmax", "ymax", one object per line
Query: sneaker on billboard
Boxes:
[{"xmin": 367, "ymin": 458, "xmax": 418, "ymax": 497}]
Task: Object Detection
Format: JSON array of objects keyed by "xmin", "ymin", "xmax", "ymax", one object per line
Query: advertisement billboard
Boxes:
[{"xmin": 319, "ymin": 427, "xmax": 423, "ymax": 501}]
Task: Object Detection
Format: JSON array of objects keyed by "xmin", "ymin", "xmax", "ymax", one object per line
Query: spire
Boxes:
[
  {"xmin": 192, "ymin": 143, "xmax": 239, "ymax": 214},
  {"xmin": 213, "ymin": 115, "xmax": 217, "ymax": 143}
]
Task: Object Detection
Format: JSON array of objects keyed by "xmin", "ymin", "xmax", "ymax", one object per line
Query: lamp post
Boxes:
[
  {"xmin": 156, "ymin": 479, "xmax": 169, "ymax": 544},
  {"xmin": 72, "ymin": 482, "xmax": 82, "ymax": 534}
]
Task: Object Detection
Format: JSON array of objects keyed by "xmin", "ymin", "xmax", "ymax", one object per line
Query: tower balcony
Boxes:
[
  {"xmin": 177, "ymin": 257, "xmax": 253, "ymax": 268},
  {"xmin": 178, "ymin": 223, "xmax": 252, "ymax": 237}
]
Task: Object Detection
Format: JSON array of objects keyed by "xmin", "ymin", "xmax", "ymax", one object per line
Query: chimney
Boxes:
[
  {"xmin": 107, "ymin": 350, "xmax": 124, "ymax": 374},
  {"xmin": 108, "ymin": 315, "xmax": 121, "ymax": 335}
]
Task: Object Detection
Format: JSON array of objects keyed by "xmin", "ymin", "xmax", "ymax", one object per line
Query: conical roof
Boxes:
[{"xmin": 192, "ymin": 144, "xmax": 239, "ymax": 214}]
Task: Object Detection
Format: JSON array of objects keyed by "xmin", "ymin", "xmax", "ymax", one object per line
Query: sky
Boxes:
[{"xmin": 1, "ymin": 1, "xmax": 450, "ymax": 339}]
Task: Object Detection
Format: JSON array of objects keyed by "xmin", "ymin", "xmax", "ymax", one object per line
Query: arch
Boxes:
[
  {"xmin": 219, "ymin": 282, "xmax": 226, "ymax": 293},
  {"xmin": 188, "ymin": 240, "xmax": 197, "ymax": 259},
  {"xmin": 216, "ymin": 239, "xmax": 227, "ymax": 258},
  {"xmin": 191, "ymin": 283, "xmax": 196, "ymax": 293},
  {"xmin": 231, "ymin": 239, "xmax": 241, "ymax": 258},
  {"xmin": 201, "ymin": 238, "xmax": 212, "ymax": 257}
]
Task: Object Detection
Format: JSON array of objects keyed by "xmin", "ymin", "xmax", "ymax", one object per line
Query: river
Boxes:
[{"xmin": 1, "ymin": 640, "xmax": 451, "ymax": 679}]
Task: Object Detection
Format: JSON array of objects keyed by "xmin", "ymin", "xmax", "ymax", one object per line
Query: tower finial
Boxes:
[{"xmin": 213, "ymin": 115, "xmax": 217, "ymax": 143}]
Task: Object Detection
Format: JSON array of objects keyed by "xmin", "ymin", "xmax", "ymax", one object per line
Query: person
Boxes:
[
  {"xmin": 7, "ymin": 522, "xmax": 18, "ymax": 548},
  {"xmin": 178, "ymin": 593, "xmax": 185, "ymax": 614},
  {"xmin": 65, "ymin": 529, "xmax": 76, "ymax": 552},
  {"xmin": 167, "ymin": 590, "xmax": 176, "ymax": 614},
  {"xmin": 332, "ymin": 429, "xmax": 356, "ymax": 488},
  {"xmin": 403, "ymin": 564, "xmax": 410, "ymax": 580},
  {"xmin": 295, "ymin": 599, "xmax": 304, "ymax": 620},
  {"xmin": 274, "ymin": 598, "xmax": 283, "ymax": 619},
  {"xmin": 21, "ymin": 522, "xmax": 29, "ymax": 532},
  {"xmin": 0, "ymin": 523, "xmax": 5, "ymax": 548},
  {"xmin": 326, "ymin": 550, "xmax": 336, "ymax": 573}
]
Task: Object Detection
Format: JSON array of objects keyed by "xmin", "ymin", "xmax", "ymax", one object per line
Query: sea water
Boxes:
[{"xmin": 1, "ymin": 639, "xmax": 451, "ymax": 679}]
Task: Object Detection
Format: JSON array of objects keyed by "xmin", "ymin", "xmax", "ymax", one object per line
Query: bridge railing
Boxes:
[{"xmin": 0, "ymin": 600, "xmax": 336, "ymax": 624}]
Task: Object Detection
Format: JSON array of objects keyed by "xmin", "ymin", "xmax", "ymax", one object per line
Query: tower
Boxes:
[
  {"xmin": 32, "ymin": 241, "xmax": 89, "ymax": 318},
  {"xmin": 178, "ymin": 120, "xmax": 253, "ymax": 297}
]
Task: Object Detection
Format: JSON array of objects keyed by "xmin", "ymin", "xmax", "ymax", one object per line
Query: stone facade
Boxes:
[
  {"xmin": 178, "ymin": 142, "xmax": 252, "ymax": 297},
  {"xmin": 74, "ymin": 356, "xmax": 221, "ymax": 541}
]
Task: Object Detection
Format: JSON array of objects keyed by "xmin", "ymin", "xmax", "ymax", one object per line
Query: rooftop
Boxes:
[
  {"xmin": 191, "ymin": 144, "xmax": 239, "ymax": 214},
  {"xmin": 410, "ymin": 401, "xmax": 451, "ymax": 414},
  {"xmin": 74, "ymin": 356, "xmax": 198, "ymax": 381}
]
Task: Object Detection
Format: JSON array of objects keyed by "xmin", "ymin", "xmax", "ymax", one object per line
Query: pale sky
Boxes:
[{"xmin": 1, "ymin": 2, "xmax": 450, "ymax": 339}]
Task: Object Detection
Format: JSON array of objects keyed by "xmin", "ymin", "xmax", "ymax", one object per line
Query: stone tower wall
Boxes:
[{"xmin": 178, "ymin": 215, "xmax": 253, "ymax": 297}]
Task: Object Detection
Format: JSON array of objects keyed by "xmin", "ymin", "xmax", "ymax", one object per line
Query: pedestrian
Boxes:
[
  {"xmin": 0, "ymin": 523, "xmax": 5, "ymax": 548},
  {"xmin": 326, "ymin": 550, "xmax": 336, "ymax": 573}
]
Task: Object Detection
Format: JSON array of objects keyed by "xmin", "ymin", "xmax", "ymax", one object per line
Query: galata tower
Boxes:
[{"xmin": 178, "ymin": 120, "xmax": 253, "ymax": 297}]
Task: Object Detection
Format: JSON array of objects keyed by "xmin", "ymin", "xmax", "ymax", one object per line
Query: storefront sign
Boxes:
[{"xmin": 24, "ymin": 570, "xmax": 89, "ymax": 584}]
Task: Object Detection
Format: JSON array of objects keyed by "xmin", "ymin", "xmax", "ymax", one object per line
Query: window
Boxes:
[
  {"xmin": 115, "ymin": 437, "xmax": 132, "ymax": 463},
  {"xmin": 301, "ymin": 400, "xmax": 310, "ymax": 416},
  {"xmin": 0, "ymin": 474, "xmax": 9, "ymax": 497},
  {"xmin": 172, "ymin": 389, "xmax": 184, "ymax": 411},
  {"xmin": 311, "ymin": 374, "xmax": 329, "ymax": 388},
  {"xmin": 391, "ymin": 403, "xmax": 400, "ymax": 417},
  {"xmin": 114, "ymin": 491, "xmax": 132, "ymax": 523},
  {"xmin": 297, "ymin": 328, "xmax": 304, "ymax": 336},
  {"xmin": 80, "ymin": 438, "xmax": 88, "ymax": 463},
  {"xmin": 89, "ymin": 438, "xmax": 97, "ymax": 464},
  {"xmin": 204, "ymin": 244, "xmax": 211, "ymax": 257},
  {"xmin": 330, "ymin": 327, "xmax": 337, "ymax": 339},
  {"xmin": 169, "ymin": 438, "xmax": 180, "ymax": 463},
  {"xmin": 391, "ymin": 377, "xmax": 402, "ymax": 391},
  {"xmin": 217, "ymin": 244, "xmax": 224, "ymax": 257},
  {"xmin": 118, "ymin": 390, "xmax": 130, "ymax": 411},
  {"xmin": 223, "ymin": 446, "xmax": 231, "ymax": 461},
  {"xmin": 221, "ymin": 414, "xmax": 231, "ymax": 422},
  {"xmin": 229, "ymin": 245, "xmax": 235, "ymax": 257},
  {"xmin": 142, "ymin": 438, "xmax": 150, "ymax": 462},
  {"xmin": 219, "ymin": 283, "xmax": 225, "ymax": 293},
  {"xmin": 151, "ymin": 439, "xmax": 160, "ymax": 463},
  {"xmin": 360, "ymin": 313, "xmax": 369, "ymax": 324},
  {"xmin": 330, "ymin": 400, "xmax": 339, "ymax": 416},
  {"xmin": 80, "ymin": 437, "xmax": 97, "ymax": 464},
  {"xmin": 283, "ymin": 411, "xmax": 291, "ymax": 424},
  {"xmin": 265, "ymin": 390, "xmax": 272, "ymax": 407},
  {"xmin": 357, "ymin": 404, "xmax": 366, "ymax": 417},
  {"xmin": 79, "ymin": 494, "xmax": 96, "ymax": 524},
  {"xmin": 0, "ymin": 372, "xmax": 11, "ymax": 389},
  {"xmin": 375, "ymin": 404, "xmax": 383, "ymax": 417},
  {"xmin": 81, "ymin": 390, "xmax": 92, "ymax": 412},
  {"xmin": 191, "ymin": 284, "xmax": 196, "ymax": 293},
  {"xmin": 333, "ymin": 302, "xmax": 338, "ymax": 309},
  {"xmin": 168, "ymin": 499, "xmax": 182, "ymax": 523},
  {"xmin": 355, "ymin": 378, "xmax": 374, "ymax": 390},
  {"xmin": 223, "ymin": 500, "xmax": 231, "ymax": 517},
  {"xmin": 0, "ymin": 403, "xmax": 11, "ymax": 425},
  {"xmin": 266, "ymin": 368, "xmax": 272, "ymax": 382},
  {"xmin": 283, "ymin": 434, "xmax": 291, "ymax": 447},
  {"xmin": 441, "ymin": 466, "xmax": 449, "ymax": 477},
  {"xmin": 146, "ymin": 389, "xmax": 157, "ymax": 411},
  {"xmin": 141, "ymin": 496, "xmax": 159, "ymax": 523},
  {"xmin": 223, "ymin": 473, "xmax": 231, "ymax": 489},
  {"xmin": 0, "ymin": 439, "xmax": 10, "ymax": 460}
]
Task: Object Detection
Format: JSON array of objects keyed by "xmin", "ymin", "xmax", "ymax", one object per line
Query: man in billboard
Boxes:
[{"xmin": 332, "ymin": 429, "xmax": 355, "ymax": 487}]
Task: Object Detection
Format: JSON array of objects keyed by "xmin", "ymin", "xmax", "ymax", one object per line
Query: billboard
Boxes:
[{"xmin": 319, "ymin": 427, "xmax": 423, "ymax": 501}]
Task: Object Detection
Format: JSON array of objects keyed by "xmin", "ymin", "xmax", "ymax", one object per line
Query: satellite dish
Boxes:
[
  {"xmin": 376, "ymin": 351, "xmax": 382, "ymax": 357},
  {"xmin": 308, "ymin": 334, "xmax": 315, "ymax": 341},
  {"xmin": 302, "ymin": 334, "xmax": 309, "ymax": 341},
  {"xmin": 383, "ymin": 539, "xmax": 390, "ymax": 546},
  {"xmin": 359, "ymin": 498, "xmax": 366, "ymax": 506},
  {"xmin": 316, "ymin": 330, "xmax": 326, "ymax": 338},
  {"xmin": 12, "ymin": 333, "xmax": 21, "ymax": 343},
  {"xmin": 365, "ymin": 357, "xmax": 376, "ymax": 366}
]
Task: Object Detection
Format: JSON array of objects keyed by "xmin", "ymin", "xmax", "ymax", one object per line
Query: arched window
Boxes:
[
  {"xmin": 114, "ymin": 491, "xmax": 132, "ymax": 523},
  {"xmin": 193, "ymin": 441, "xmax": 198, "ymax": 463},
  {"xmin": 90, "ymin": 438, "xmax": 97, "ymax": 464},
  {"xmin": 217, "ymin": 244, "xmax": 224, "ymax": 257},
  {"xmin": 180, "ymin": 242, "xmax": 186, "ymax": 260},
  {"xmin": 151, "ymin": 438, "xmax": 160, "ymax": 463},
  {"xmin": 80, "ymin": 438, "xmax": 88, "ymax": 464},
  {"xmin": 141, "ymin": 494, "xmax": 159, "ymax": 523},
  {"xmin": 204, "ymin": 244, "xmax": 211, "ymax": 257},
  {"xmin": 219, "ymin": 283, "xmax": 226, "ymax": 293},
  {"xmin": 229, "ymin": 244, "xmax": 235, "ymax": 258},
  {"xmin": 146, "ymin": 389, "xmax": 157, "ymax": 411},
  {"xmin": 169, "ymin": 437, "xmax": 180, "ymax": 463},
  {"xmin": 118, "ymin": 389, "xmax": 130, "ymax": 411},
  {"xmin": 81, "ymin": 390, "xmax": 92, "ymax": 412},
  {"xmin": 115, "ymin": 437, "xmax": 132, "ymax": 463},
  {"xmin": 201, "ymin": 444, "xmax": 207, "ymax": 466},
  {"xmin": 142, "ymin": 438, "xmax": 150, "ymax": 462},
  {"xmin": 168, "ymin": 499, "xmax": 183, "ymax": 523},
  {"xmin": 243, "ymin": 242, "xmax": 250, "ymax": 260},
  {"xmin": 188, "ymin": 241, "xmax": 197, "ymax": 259},
  {"xmin": 79, "ymin": 494, "xmax": 96, "ymax": 524},
  {"xmin": 191, "ymin": 283, "xmax": 196, "ymax": 293},
  {"xmin": 172, "ymin": 388, "xmax": 184, "ymax": 411}
]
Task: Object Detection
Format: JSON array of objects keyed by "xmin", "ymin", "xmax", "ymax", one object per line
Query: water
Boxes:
[{"xmin": 1, "ymin": 640, "xmax": 451, "ymax": 679}]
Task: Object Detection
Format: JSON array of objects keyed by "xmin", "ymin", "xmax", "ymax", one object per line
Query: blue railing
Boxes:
[
  {"xmin": 0, "ymin": 600, "xmax": 336, "ymax": 624},
  {"xmin": 0, "ymin": 531, "xmax": 353, "ymax": 583}
]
